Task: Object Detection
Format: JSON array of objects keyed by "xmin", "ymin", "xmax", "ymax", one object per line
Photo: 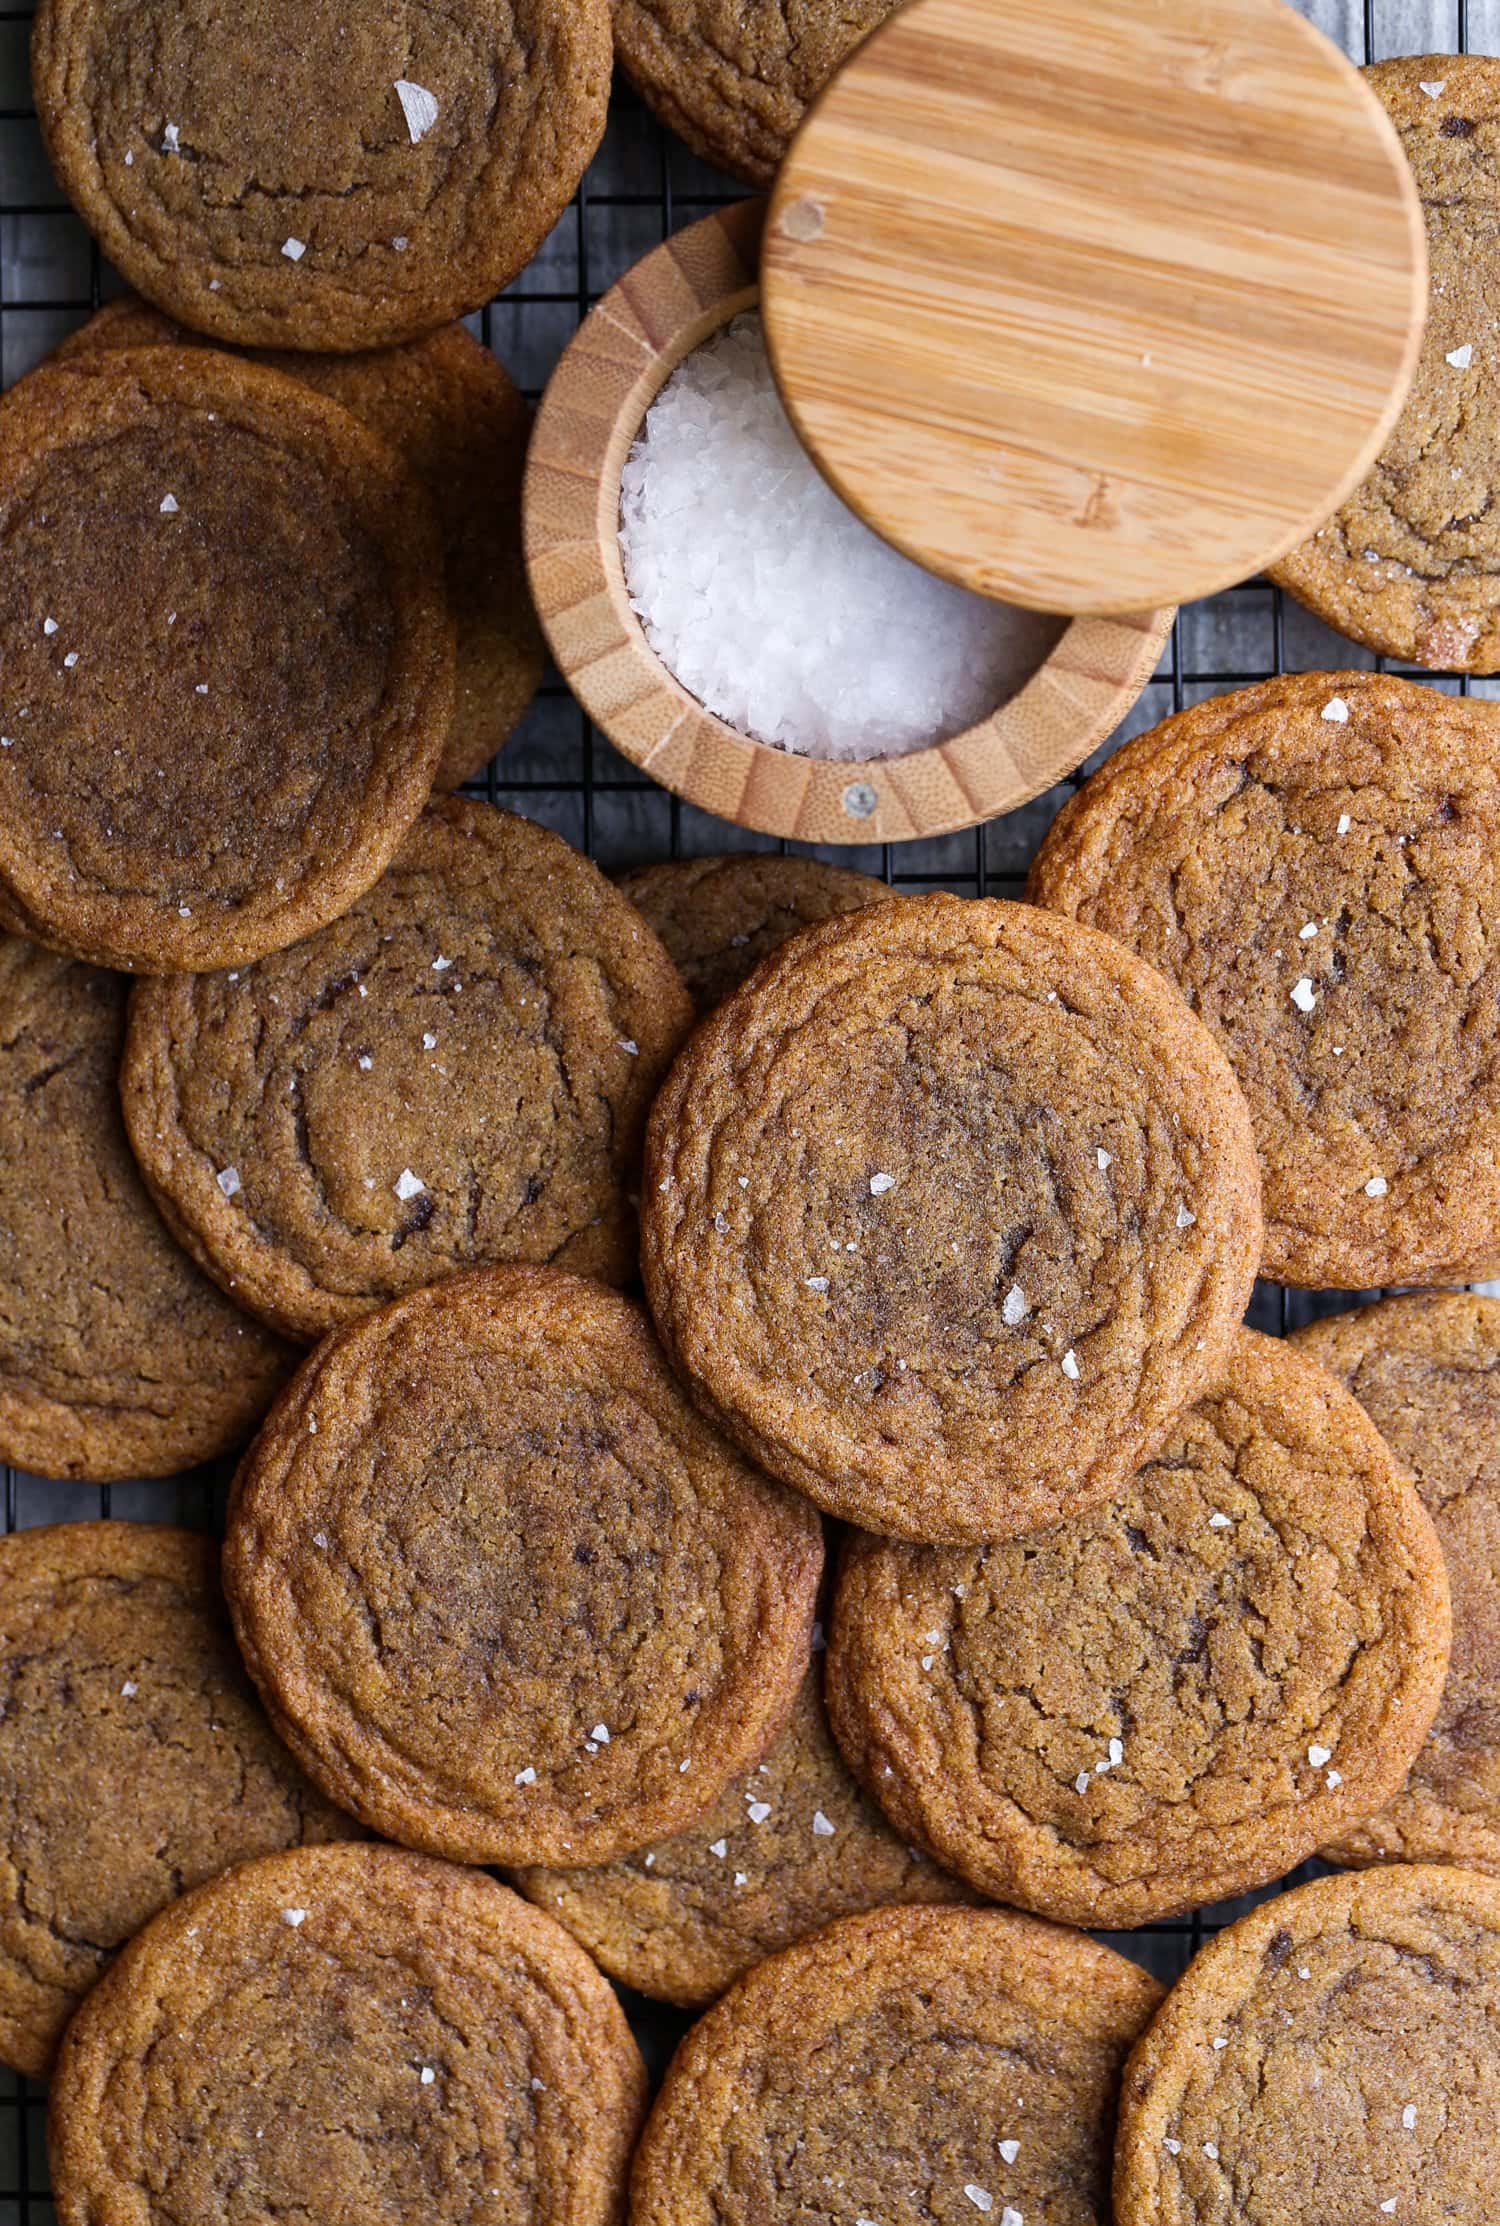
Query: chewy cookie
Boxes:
[
  {"xmin": 0, "ymin": 1523, "xmax": 354, "ymax": 2080},
  {"xmin": 1114, "ymin": 1865, "xmax": 1500, "ymax": 2224},
  {"xmin": 58, "ymin": 300, "xmax": 542, "ymax": 789},
  {"xmin": 0, "ymin": 348, "xmax": 452, "ymax": 973},
  {"xmin": 225, "ymin": 1268, "xmax": 823, "ymax": 1864},
  {"xmin": 827, "ymin": 1330, "xmax": 1450, "ymax": 1928},
  {"xmin": 49, "ymin": 1843, "xmax": 646, "ymax": 2226},
  {"xmin": 642, "ymin": 892, "xmax": 1261, "ymax": 1543},
  {"xmin": 123, "ymin": 800, "xmax": 692, "ymax": 1338},
  {"xmin": 617, "ymin": 853, "xmax": 898, "ymax": 1015},
  {"xmin": 0, "ymin": 937, "xmax": 290, "ymax": 1481},
  {"xmin": 1295, "ymin": 1292, "xmax": 1500, "ymax": 1875},
  {"xmin": 1030, "ymin": 671, "xmax": 1500, "ymax": 1287},
  {"xmin": 513, "ymin": 1666, "xmax": 972, "ymax": 2008},
  {"xmin": 632, "ymin": 1903, "xmax": 1162, "ymax": 2226},
  {"xmin": 1270, "ymin": 58, "xmax": 1500, "ymax": 671},
  {"xmin": 32, "ymin": 0, "xmax": 610, "ymax": 352}
]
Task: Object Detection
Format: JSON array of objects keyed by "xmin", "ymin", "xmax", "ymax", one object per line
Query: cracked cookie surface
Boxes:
[
  {"xmin": 224, "ymin": 1267, "xmax": 824, "ymax": 1864},
  {"xmin": 123, "ymin": 800, "xmax": 693, "ymax": 1339},
  {"xmin": 48, "ymin": 1843, "xmax": 646, "ymax": 2226},
  {"xmin": 641, "ymin": 891, "xmax": 1262, "ymax": 1543},
  {"xmin": 1029, "ymin": 670, "xmax": 1500, "ymax": 1287},
  {"xmin": 631, "ymin": 1903, "xmax": 1161, "ymax": 2226},
  {"xmin": 1114, "ymin": 1865, "xmax": 1500, "ymax": 2225},
  {"xmin": 1270, "ymin": 57, "xmax": 1500, "ymax": 671},
  {"xmin": 0, "ymin": 936, "xmax": 292, "ymax": 1481},
  {"xmin": 0, "ymin": 1522, "xmax": 354, "ymax": 2080},
  {"xmin": 513, "ymin": 1664, "xmax": 973, "ymax": 2008},
  {"xmin": 827, "ymin": 1330, "xmax": 1451, "ymax": 1928},
  {"xmin": 32, "ymin": 0, "xmax": 611, "ymax": 351},
  {"xmin": 617, "ymin": 854, "xmax": 898, "ymax": 1016},
  {"xmin": 1295, "ymin": 1292, "xmax": 1500, "ymax": 1876},
  {"xmin": 0, "ymin": 348, "xmax": 453, "ymax": 972}
]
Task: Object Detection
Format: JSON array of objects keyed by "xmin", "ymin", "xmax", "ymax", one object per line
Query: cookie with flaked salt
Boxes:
[
  {"xmin": 48, "ymin": 1844, "xmax": 646, "ymax": 2226},
  {"xmin": 1029, "ymin": 670, "xmax": 1500, "ymax": 1287},
  {"xmin": 828, "ymin": 1329, "xmax": 1451, "ymax": 1928},
  {"xmin": 641, "ymin": 891, "xmax": 1261, "ymax": 1543},
  {"xmin": 617, "ymin": 854, "xmax": 899, "ymax": 1015},
  {"xmin": 224, "ymin": 1267, "xmax": 823, "ymax": 1864},
  {"xmin": 631, "ymin": 1903, "xmax": 1161, "ymax": 2226},
  {"xmin": 1114, "ymin": 1866, "xmax": 1500, "ymax": 2225}
]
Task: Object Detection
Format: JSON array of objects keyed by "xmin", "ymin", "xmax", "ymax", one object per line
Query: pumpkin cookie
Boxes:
[
  {"xmin": 0, "ymin": 1523, "xmax": 354, "ymax": 2081},
  {"xmin": 1270, "ymin": 58, "xmax": 1500, "ymax": 671},
  {"xmin": 48, "ymin": 1843, "xmax": 646, "ymax": 2226},
  {"xmin": 31, "ymin": 0, "xmax": 610, "ymax": 352},
  {"xmin": 58, "ymin": 301, "xmax": 542, "ymax": 788},
  {"xmin": 225, "ymin": 1268, "xmax": 823, "ymax": 1865},
  {"xmin": 0, "ymin": 937, "xmax": 291, "ymax": 1481},
  {"xmin": 1114, "ymin": 1865, "xmax": 1500, "ymax": 2225},
  {"xmin": 1029, "ymin": 670, "xmax": 1500, "ymax": 1287},
  {"xmin": 123, "ymin": 800, "xmax": 692, "ymax": 1339},
  {"xmin": 614, "ymin": 0, "xmax": 898, "ymax": 187},
  {"xmin": 0, "ymin": 347, "xmax": 453, "ymax": 972},
  {"xmin": 617, "ymin": 854, "xmax": 898, "ymax": 1015},
  {"xmin": 1294, "ymin": 1292, "xmax": 1500, "ymax": 1875},
  {"xmin": 631, "ymin": 1904, "xmax": 1162, "ymax": 2226},
  {"xmin": 827, "ymin": 1329, "xmax": 1450, "ymax": 1929},
  {"xmin": 641, "ymin": 892, "xmax": 1261, "ymax": 1543},
  {"xmin": 513, "ymin": 1665, "xmax": 972, "ymax": 2009}
]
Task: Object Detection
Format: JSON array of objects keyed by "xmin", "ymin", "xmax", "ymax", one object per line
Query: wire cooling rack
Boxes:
[{"xmin": 2, "ymin": 0, "xmax": 1497, "ymax": 2214}]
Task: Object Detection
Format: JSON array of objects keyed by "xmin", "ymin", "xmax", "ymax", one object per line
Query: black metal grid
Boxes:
[{"xmin": 1, "ymin": 1, "xmax": 1497, "ymax": 2215}]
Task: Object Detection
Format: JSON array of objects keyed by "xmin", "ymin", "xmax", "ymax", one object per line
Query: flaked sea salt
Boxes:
[{"xmin": 619, "ymin": 314, "xmax": 1063, "ymax": 761}]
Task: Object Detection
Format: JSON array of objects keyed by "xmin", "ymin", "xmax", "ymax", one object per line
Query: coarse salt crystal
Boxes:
[
  {"xmin": 812, "ymin": 1810, "xmax": 835, "ymax": 1837},
  {"xmin": 1209, "ymin": 1510, "xmax": 1232, "ymax": 1528},
  {"xmin": 63, "ymin": 652, "xmax": 78, "ymax": 668},
  {"xmin": 709, "ymin": 1839, "xmax": 728, "ymax": 1859},
  {"xmin": 1337, "ymin": 813, "xmax": 1352, "ymax": 834},
  {"xmin": 420, "ymin": 2067, "xmax": 436, "ymax": 2085},
  {"xmin": 619, "ymin": 1038, "xmax": 639, "ymax": 1055},
  {"xmin": 1308, "ymin": 1744, "xmax": 1332, "ymax": 1768},
  {"xmin": 120, "ymin": 1680, "xmax": 138, "ymax": 1697},
  {"xmin": 216, "ymin": 1166, "xmax": 241, "ymax": 1197},
  {"xmin": 1299, "ymin": 922, "xmax": 1318, "ymax": 939},
  {"xmin": 1320, "ymin": 696, "xmax": 1349, "ymax": 724},
  {"xmin": 1447, "ymin": 344, "xmax": 1474, "ymax": 370},
  {"xmin": 282, "ymin": 1908, "xmax": 307, "ymax": 1927},
  {"xmin": 1001, "ymin": 2211, "xmax": 1023, "ymax": 2226},
  {"xmin": 1075, "ymin": 1771, "xmax": 1090, "ymax": 1794},
  {"xmin": 963, "ymin": 2189, "xmax": 992, "ymax": 2213},
  {"xmin": 43, "ymin": 618, "xmax": 57, "ymax": 635},
  {"xmin": 422, "ymin": 1031, "xmax": 438, "ymax": 1050},
  {"xmin": 162, "ymin": 121, "xmax": 181, "ymax": 152},
  {"xmin": 282, "ymin": 237, "xmax": 306, "ymax": 262},
  {"xmin": 870, "ymin": 1171, "xmax": 896, "ymax": 1194},
  {"xmin": 394, "ymin": 80, "xmax": 440, "ymax": 142},
  {"xmin": 805, "ymin": 1275, "xmax": 829, "ymax": 1293},
  {"xmin": 1420, "ymin": 78, "xmax": 1446, "ymax": 95},
  {"xmin": 395, "ymin": 1169, "xmax": 425, "ymax": 1201},
  {"xmin": 998, "ymin": 2141, "xmax": 1019, "ymax": 2165},
  {"xmin": 1176, "ymin": 1204, "xmax": 1196, "ymax": 1228},
  {"xmin": 747, "ymin": 1800, "xmax": 771, "ymax": 1824},
  {"xmin": 1365, "ymin": 1176, "xmax": 1388, "ymax": 1198},
  {"xmin": 160, "ymin": 493, "xmax": 179, "ymax": 515},
  {"xmin": 1291, "ymin": 977, "xmax": 1317, "ymax": 1013},
  {"xmin": 1097, "ymin": 1147, "xmax": 1111, "ymax": 1170},
  {"xmin": 515, "ymin": 1765, "xmax": 537, "ymax": 1785},
  {"xmin": 1061, "ymin": 1349, "xmax": 1080, "ymax": 1380},
  {"xmin": 590, "ymin": 1723, "xmax": 610, "ymax": 1744},
  {"xmin": 1002, "ymin": 1283, "xmax": 1027, "ymax": 1327}
]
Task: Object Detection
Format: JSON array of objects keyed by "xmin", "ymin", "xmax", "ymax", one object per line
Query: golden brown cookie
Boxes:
[
  {"xmin": 0, "ymin": 347, "xmax": 453, "ymax": 972},
  {"xmin": 0, "ymin": 1523, "xmax": 355, "ymax": 2081},
  {"xmin": 641, "ymin": 891, "xmax": 1262, "ymax": 1544},
  {"xmin": 1294, "ymin": 1292, "xmax": 1500, "ymax": 1875},
  {"xmin": 1029, "ymin": 670, "xmax": 1500, "ymax": 1288},
  {"xmin": 1270, "ymin": 58, "xmax": 1500, "ymax": 671},
  {"xmin": 617, "ymin": 853, "xmax": 898, "ymax": 1015},
  {"xmin": 122, "ymin": 800, "xmax": 692, "ymax": 1339},
  {"xmin": 631, "ymin": 1903, "xmax": 1162, "ymax": 2226},
  {"xmin": 1114, "ymin": 1865, "xmax": 1500, "ymax": 2224},
  {"xmin": 827, "ymin": 1329, "xmax": 1451, "ymax": 1929},
  {"xmin": 57, "ymin": 300, "xmax": 542, "ymax": 788},
  {"xmin": 513, "ymin": 1665, "xmax": 973, "ymax": 2008},
  {"xmin": 0, "ymin": 936, "xmax": 291, "ymax": 1481},
  {"xmin": 31, "ymin": 0, "xmax": 610, "ymax": 352},
  {"xmin": 225, "ymin": 1267, "xmax": 824, "ymax": 1865},
  {"xmin": 48, "ymin": 1843, "xmax": 646, "ymax": 2226},
  {"xmin": 613, "ymin": 0, "xmax": 898, "ymax": 187}
]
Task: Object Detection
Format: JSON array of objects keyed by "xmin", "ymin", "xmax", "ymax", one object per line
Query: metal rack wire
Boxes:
[{"xmin": 0, "ymin": 1, "xmax": 1495, "ymax": 2213}]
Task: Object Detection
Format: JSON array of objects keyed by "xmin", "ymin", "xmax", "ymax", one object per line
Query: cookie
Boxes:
[
  {"xmin": 122, "ymin": 800, "xmax": 693, "ymax": 1339},
  {"xmin": 827, "ymin": 1328, "xmax": 1451, "ymax": 1928},
  {"xmin": 48, "ymin": 1843, "xmax": 646, "ymax": 2226},
  {"xmin": 1114, "ymin": 1865, "xmax": 1500, "ymax": 2224},
  {"xmin": 631, "ymin": 1903, "xmax": 1162, "ymax": 2226},
  {"xmin": 57, "ymin": 300, "xmax": 543, "ymax": 789},
  {"xmin": 0, "ymin": 937, "xmax": 291, "ymax": 1481},
  {"xmin": 224, "ymin": 1267, "xmax": 824, "ymax": 1865},
  {"xmin": 1029, "ymin": 670, "xmax": 1500, "ymax": 1288},
  {"xmin": 617, "ymin": 853, "xmax": 898, "ymax": 1014},
  {"xmin": 513, "ymin": 1664, "xmax": 973, "ymax": 2008},
  {"xmin": 0, "ymin": 1522, "xmax": 355, "ymax": 2080},
  {"xmin": 1269, "ymin": 58, "xmax": 1500, "ymax": 672},
  {"xmin": 1293, "ymin": 1292, "xmax": 1500, "ymax": 1875},
  {"xmin": 31, "ymin": 0, "xmax": 610, "ymax": 353},
  {"xmin": 613, "ymin": 0, "xmax": 898, "ymax": 187},
  {"xmin": 0, "ymin": 347, "xmax": 453, "ymax": 972},
  {"xmin": 641, "ymin": 891, "xmax": 1262, "ymax": 1544}
]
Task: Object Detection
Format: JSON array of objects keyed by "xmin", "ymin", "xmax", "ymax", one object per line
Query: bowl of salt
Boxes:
[{"xmin": 524, "ymin": 201, "xmax": 1174, "ymax": 845}]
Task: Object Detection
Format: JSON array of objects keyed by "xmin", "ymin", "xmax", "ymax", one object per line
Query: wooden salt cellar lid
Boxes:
[{"xmin": 761, "ymin": 0, "xmax": 1428, "ymax": 615}]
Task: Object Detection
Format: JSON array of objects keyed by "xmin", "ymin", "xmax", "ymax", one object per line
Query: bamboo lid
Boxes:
[{"xmin": 760, "ymin": 0, "xmax": 1428, "ymax": 616}]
